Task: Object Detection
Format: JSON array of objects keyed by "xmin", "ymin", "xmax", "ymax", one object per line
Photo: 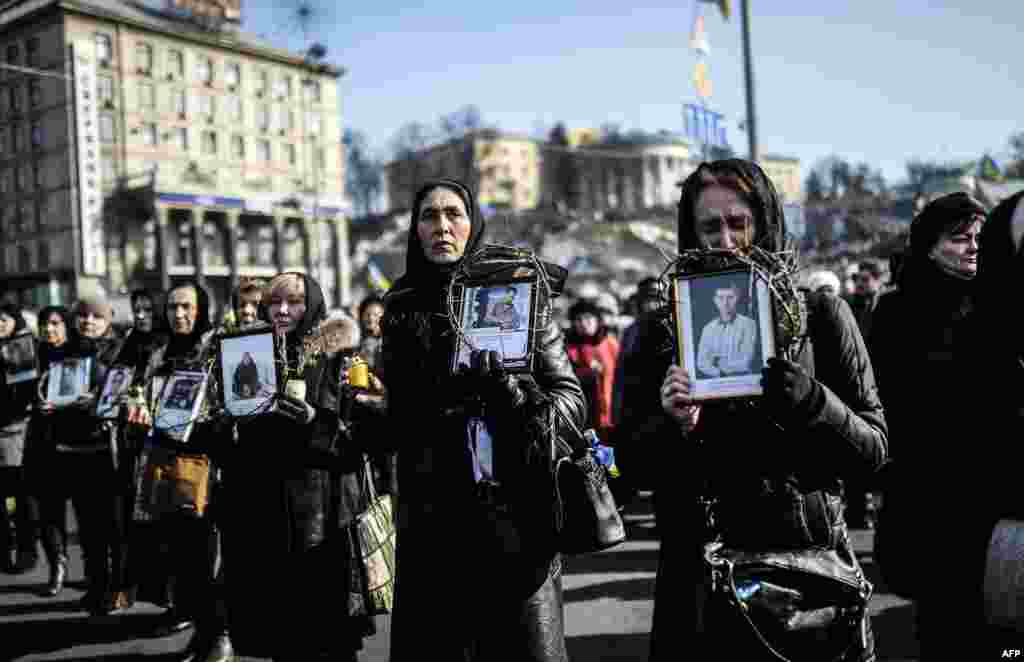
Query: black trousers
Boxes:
[
  {"xmin": 0, "ymin": 466, "xmax": 38, "ymax": 567},
  {"xmin": 68, "ymin": 453, "xmax": 128, "ymax": 597},
  {"xmin": 164, "ymin": 514, "xmax": 228, "ymax": 635}
]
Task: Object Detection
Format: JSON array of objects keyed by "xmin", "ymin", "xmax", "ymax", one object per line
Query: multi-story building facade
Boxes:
[
  {"xmin": 384, "ymin": 129, "xmax": 541, "ymax": 213},
  {"xmin": 0, "ymin": 0, "xmax": 350, "ymax": 311},
  {"xmin": 384, "ymin": 126, "xmax": 801, "ymax": 216}
]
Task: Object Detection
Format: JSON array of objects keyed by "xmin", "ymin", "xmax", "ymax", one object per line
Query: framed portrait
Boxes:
[
  {"xmin": 217, "ymin": 328, "xmax": 280, "ymax": 418},
  {"xmin": 671, "ymin": 268, "xmax": 776, "ymax": 401},
  {"xmin": 153, "ymin": 370, "xmax": 209, "ymax": 444},
  {"xmin": 46, "ymin": 357, "xmax": 92, "ymax": 407},
  {"xmin": 0, "ymin": 333, "xmax": 37, "ymax": 385},
  {"xmin": 96, "ymin": 366, "xmax": 135, "ymax": 419},
  {"xmin": 450, "ymin": 279, "xmax": 538, "ymax": 375}
]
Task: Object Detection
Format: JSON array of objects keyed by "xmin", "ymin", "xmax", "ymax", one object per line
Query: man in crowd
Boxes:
[{"xmin": 696, "ymin": 282, "xmax": 757, "ymax": 378}]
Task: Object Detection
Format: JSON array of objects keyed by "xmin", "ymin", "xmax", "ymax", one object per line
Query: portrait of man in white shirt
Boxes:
[{"xmin": 696, "ymin": 282, "xmax": 758, "ymax": 378}]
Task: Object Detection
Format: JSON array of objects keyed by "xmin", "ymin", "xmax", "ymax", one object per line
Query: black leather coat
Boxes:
[{"xmin": 381, "ymin": 263, "xmax": 586, "ymax": 662}]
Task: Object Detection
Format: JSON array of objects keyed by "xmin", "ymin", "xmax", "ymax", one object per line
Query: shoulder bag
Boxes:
[{"xmin": 352, "ymin": 453, "xmax": 397, "ymax": 614}]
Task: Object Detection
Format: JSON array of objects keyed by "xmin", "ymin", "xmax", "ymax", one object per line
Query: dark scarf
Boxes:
[
  {"xmin": 676, "ymin": 158, "xmax": 788, "ymax": 253},
  {"xmin": 977, "ymin": 191, "xmax": 1024, "ymax": 357},
  {"xmin": 389, "ymin": 178, "xmax": 488, "ymax": 314},
  {"xmin": 164, "ymin": 280, "xmax": 214, "ymax": 363},
  {"xmin": 36, "ymin": 306, "xmax": 76, "ymax": 367},
  {"xmin": 278, "ymin": 271, "xmax": 327, "ymax": 367}
]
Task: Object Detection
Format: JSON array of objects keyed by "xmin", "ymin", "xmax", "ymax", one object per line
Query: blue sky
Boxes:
[{"xmin": 241, "ymin": 0, "xmax": 1022, "ymax": 186}]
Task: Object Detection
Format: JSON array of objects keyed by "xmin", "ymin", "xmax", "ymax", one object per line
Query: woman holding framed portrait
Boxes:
[{"xmin": 619, "ymin": 159, "xmax": 887, "ymax": 662}]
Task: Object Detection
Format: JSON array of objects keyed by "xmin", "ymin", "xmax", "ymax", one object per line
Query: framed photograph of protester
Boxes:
[
  {"xmin": 153, "ymin": 370, "xmax": 209, "ymax": 444},
  {"xmin": 0, "ymin": 333, "xmax": 37, "ymax": 385},
  {"xmin": 671, "ymin": 268, "xmax": 776, "ymax": 401},
  {"xmin": 95, "ymin": 366, "xmax": 135, "ymax": 419},
  {"xmin": 217, "ymin": 327, "xmax": 279, "ymax": 418},
  {"xmin": 450, "ymin": 278, "xmax": 538, "ymax": 375},
  {"xmin": 46, "ymin": 356, "xmax": 92, "ymax": 407}
]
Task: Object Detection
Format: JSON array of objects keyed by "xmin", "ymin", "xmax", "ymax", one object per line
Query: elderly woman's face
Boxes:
[
  {"xmin": 417, "ymin": 187, "xmax": 472, "ymax": 264},
  {"xmin": 78, "ymin": 311, "xmax": 109, "ymax": 339},
  {"xmin": 931, "ymin": 218, "xmax": 982, "ymax": 278},
  {"xmin": 42, "ymin": 313, "xmax": 67, "ymax": 346},
  {"xmin": 694, "ymin": 186, "xmax": 757, "ymax": 250},
  {"xmin": 269, "ymin": 281, "xmax": 306, "ymax": 334}
]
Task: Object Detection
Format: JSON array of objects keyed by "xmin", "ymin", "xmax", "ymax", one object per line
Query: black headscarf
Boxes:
[
  {"xmin": 119, "ymin": 289, "xmax": 168, "ymax": 373},
  {"xmin": 0, "ymin": 302, "xmax": 27, "ymax": 337},
  {"xmin": 898, "ymin": 192, "xmax": 986, "ymax": 296},
  {"xmin": 164, "ymin": 280, "xmax": 214, "ymax": 361},
  {"xmin": 390, "ymin": 178, "xmax": 488, "ymax": 309},
  {"xmin": 676, "ymin": 159, "xmax": 788, "ymax": 253},
  {"xmin": 278, "ymin": 271, "xmax": 327, "ymax": 347},
  {"xmin": 37, "ymin": 305, "xmax": 75, "ymax": 367}
]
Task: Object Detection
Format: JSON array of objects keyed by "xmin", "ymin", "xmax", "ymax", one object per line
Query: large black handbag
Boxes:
[
  {"xmin": 551, "ymin": 406, "xmax": 626, "ymax": 555},
  {"xmin": 703, "ymin": 538, "xmax": 873, "ymax": 662}
]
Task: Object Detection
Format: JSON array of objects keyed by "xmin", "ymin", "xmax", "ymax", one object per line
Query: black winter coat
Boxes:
[
  {"xmin": 381, "ymin": 277, "xmax": 586, "ymax": 661},
  {"xmin": 622, "ymin": 293, "xmax": 887, "ymax": 661}
]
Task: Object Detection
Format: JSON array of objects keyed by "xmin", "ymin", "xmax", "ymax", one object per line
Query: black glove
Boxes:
[
  {"xmin": 275, "ymin": 394, "xmax": 316, "ymax": 424},
  {"xmin": 469, "ymin": 349, "xmax": 525, "ymax": 411},
  {"xmin": 761, "ymin": 358, "xmax": 822, "ymax": 420}
]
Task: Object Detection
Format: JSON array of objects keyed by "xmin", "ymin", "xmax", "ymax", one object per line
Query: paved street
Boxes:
[{"xmin": 1, "ymin": 494, "xmax": 919, "ymax": 661}]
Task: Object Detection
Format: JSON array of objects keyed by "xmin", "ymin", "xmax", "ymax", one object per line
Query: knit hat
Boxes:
[
  {"xmin": 805, "ymin": 270, "xmax": 841, "ymax": 294},
  {"xmin": 76, "ymin": 293, "xmax": 114, "ymax": 322},
  {"xmin": 568, "ymin": 297, "xmax": 603, "ymax": 320}
]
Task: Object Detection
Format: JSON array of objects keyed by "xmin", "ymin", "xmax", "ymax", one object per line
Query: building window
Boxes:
[
  {"xmin": 21, "ymin": 201, "xmax": 33, "ymax": 232},
  {"xmin": 101, "ymin": 159, "xmax": 115, "ymax": 182},
  {"xmin": 256, "ymin": 69, "xmax": 268, "ymax": 96},
  {"xmin": 6, "ymin": 43, "xmax": 19, "ymax": 65},
  {"xmin": 282, "ymin": 220, "xmax": 304, "ymax": 266},
  {"xmin": 305, "ymin": 79, "xmax": 321, "ymax": 102},
  {"xmin": 235, "ymin": 225, "xmax": 251, "ymax": 265},
  {"xmin": 37, "ymin": 241, "xmax": 48, "ymax": 270},
  {"xmin": 199, "ymin": 94, "xmax": 214, "ymax": 118},
  {"xmin": 202, "ymin": 220, "xmax": 228, "ymax": 267},
  {"xmin": 196, "ymin": 57, "xmax": 212, "ymax": 84},
  {"xmin": 225, "ymin": 62, "xmax": 240, "ymax": 87},
  {"xmin": 279, "ymin": 108, "xmax": 292, "ymax": 132},
  {"xmin": 136, "ymin": 42, "xmax": 153, "ymax": 75},
  {"xmin": 28, "ymin": 79, "xmax": 41, "ymax": 107},
  {"xmin": 0, "ymin": 129, "xmax": 5, "ymax": 154},
  {"xmin": 16, "ymin": 165, "xmax": 26, "ymax": 191},
  {"xmin": 0, "ymin": 169, "xmax": 8, "ymax": 194},
  {"xmin": 173, "ymin": 89, "xmax": 186, "ymax": 115},
  {"xmin": 9, "ymin": 86, "xmax": 20, "ymax": 112},
  {"xmin": 257, "ymin": 139, "xmax": 270, "ymax": 162},
  {"xmin": 173, "ymin": 127, "xmax": 188, "ymax": 151},
  {"xmin": 142, "ymin": 123, "xmax": 157, "ymax": 146},
  {"xmin": 255, "ymin": 224, "xmax": 274, "ymax": 265},
  {"xmin": 168, "ymin": 50, "xmax": 184, "ymax": 77},
  {"xmin": 30, "ymin": 122, "xmax": 42, "ymax": 149},
  {"xmin": 18, "ymin": 245, "xmax": 30, "ymax": 272},
  {"xmin": 32, "ymin": 164, "xmax": 41, "ymax": 188},
  {"xmin": 201, "ymin": 131, "xmax": 217, "ymax": 155},
  {"xmin": 98, "ymin": 76, "xmax": 114, "ymax": 103},
  {"xmin": 10, "ymin": 123, "xmax": 20, "ymax": 152},
  {"xmin": 226, "ymin": 95, "xmax": 242, "ymax": 121},
  {"xmin": 99, "ymin": 115, "xmax": 115, "ymax": 143},
  {"xmin": 175, "ymin": 220, "xmax": 193, "ymax": 266},
  {"xmin": 231, "ymin": 135, "xmax": 245, "ymax": 159},
  {"xmin": 95, "ymin": 34, "xmax": 112, "ymax": 64},
  {"xmin": 307, "ymin": 112, "xmax": 321, "ymax": 135},
  {"xmin": 25, "ymin": 37, "xmax": 39, "ymax": 66},
  {"xmin": 284, "ymin": 143, "xmax": 296, "ymax": 165},
  {"xmin": 315, "ymin": 147, "xmax": 326, "ymax": 170},
  {"xmin": 256, "ymin": 105, "xmax": 269, "ymax": 131},
  {"xmin": 272, "ymin": 75, "xmax": 286, "ymax": 99},
  {"xmin": 138, "ymin": 83, "xmax": 155, "ymax": 109}
]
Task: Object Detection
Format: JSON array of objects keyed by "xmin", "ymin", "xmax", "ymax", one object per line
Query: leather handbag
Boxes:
[
  {"xmin": 703, "ymin": 539, "xmax": 873, "ymax": 662},
  {"xmin": 352, "ymin": 454, "xmax": 397, "ymax": 614},
  {"xmin": 132, "ymin": 444, "xmax": 211, "ymax": 522},
  {"xmin": 551, "ymin": 407, "xmax": 626, "ymax": 555}
]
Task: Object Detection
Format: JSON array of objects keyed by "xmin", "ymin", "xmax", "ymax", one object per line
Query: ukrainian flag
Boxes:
[{"xmin": 368, "ymin": 260, "xmax": 392, "ymax": 292}]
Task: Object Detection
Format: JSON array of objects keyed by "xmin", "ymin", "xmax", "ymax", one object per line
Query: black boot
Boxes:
[
  {"xmin": 183, "ymin": 631, "xmax": 235, "ymax": 662},
  {"xmin": 44, "ymin": 555, "xmax": 67, "ymax": 597}
]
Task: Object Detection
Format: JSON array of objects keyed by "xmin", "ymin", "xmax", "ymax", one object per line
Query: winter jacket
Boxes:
[{"xmin": 566, "ymin": 327, "xmax": 619, "ymax": 433}]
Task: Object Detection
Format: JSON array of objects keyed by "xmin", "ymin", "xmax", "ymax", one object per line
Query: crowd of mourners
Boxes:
[{"xmin": 2, "ymin": 162, "xmax": 1023, "ymax": 661}]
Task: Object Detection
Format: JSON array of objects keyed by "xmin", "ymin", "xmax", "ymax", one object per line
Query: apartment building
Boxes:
[{"xmin": 0, "ymin": 0, "xmax": 350, "ymax": 310}]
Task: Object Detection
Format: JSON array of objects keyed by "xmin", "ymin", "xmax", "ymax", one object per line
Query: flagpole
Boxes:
[{"xmin": 740, "ymin": 0, "xmax": 759, "ymax": 162}]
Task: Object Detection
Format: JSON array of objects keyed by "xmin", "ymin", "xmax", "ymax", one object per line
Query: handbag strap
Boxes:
[{"xmin": 360, "ymin": 453, "xmax": 379, "ymax": 504}]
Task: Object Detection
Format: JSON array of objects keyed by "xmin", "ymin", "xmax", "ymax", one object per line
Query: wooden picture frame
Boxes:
[
  {"xmin": 450, "ymin": 278, "xmax": 539, "ymax": 375},
  {"xmin": 671, "ymin": 267, "xmax": 776, "ymax": 402}
]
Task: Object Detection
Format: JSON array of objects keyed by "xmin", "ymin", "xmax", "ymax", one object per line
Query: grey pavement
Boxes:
[{"xmin": 1, "ymin": 494, "xmax": 919, "ymax": 661}]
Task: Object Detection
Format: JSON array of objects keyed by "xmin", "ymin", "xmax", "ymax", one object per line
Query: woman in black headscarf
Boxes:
[
  {"xmin": 216, "ymin": 272, "xmax": 375, "ymax": 661},
  {"xmin": 381, "ymin": 179, "xmax": 586, "ymax": 661},
  {"xmin": 621, "ymin": 160, "xmax": 886, "ymax": 661},
  {"xmin": 0, "ymin": 302, "xmax": 39, "ymax": 575}
]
